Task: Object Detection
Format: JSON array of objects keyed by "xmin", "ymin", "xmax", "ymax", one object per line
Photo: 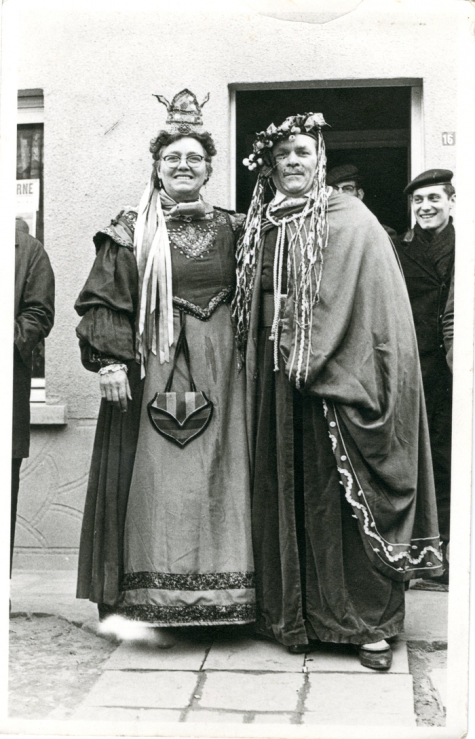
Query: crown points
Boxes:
[{"xmin": 154, "ymin": 88, "xmax": 210, "ymax": 134}]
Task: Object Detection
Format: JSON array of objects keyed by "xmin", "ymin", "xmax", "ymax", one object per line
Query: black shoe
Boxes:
[
  {"xmin": 287, "ymin": 644, "xmax": 308, "ymax": 654},
  {"xmin": 287, "ymin": 639, "xmax": 320, "ymax": 655},
  {"xmin": 359, "ymin": 645, "xmax": 392, "ymax": 671}
]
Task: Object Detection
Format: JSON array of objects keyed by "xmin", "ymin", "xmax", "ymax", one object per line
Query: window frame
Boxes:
[{"xmin": 17, "ymin": 89, "xmax": 46, "ymax": 404}]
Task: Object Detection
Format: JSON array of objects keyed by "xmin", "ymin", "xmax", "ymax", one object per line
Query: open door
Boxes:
[{"xmin": 234, "ymin": 83, "xmax": 421, "ymax": 235}]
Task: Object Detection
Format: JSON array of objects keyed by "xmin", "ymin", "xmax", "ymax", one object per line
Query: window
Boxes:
[{"xmin": 17, "ymin": 90, "xmax": 45, "ymax": 402}]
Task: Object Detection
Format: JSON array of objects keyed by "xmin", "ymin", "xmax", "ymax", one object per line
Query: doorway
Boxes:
[{"xmin": 234, "ymin": 84, "xmax": 418, "ymax": 235}]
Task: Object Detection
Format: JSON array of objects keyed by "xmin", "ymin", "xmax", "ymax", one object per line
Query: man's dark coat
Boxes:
[
  {"xmin": 395, "ymin": 219, "xmax": 454, "ymax": 542},
  {"xmin": 14, "ymin": 229, "xmax": 55, "ymax": 458}
]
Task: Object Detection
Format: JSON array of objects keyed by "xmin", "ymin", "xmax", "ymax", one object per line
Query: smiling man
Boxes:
[
  {"xmin": 395, "ymin": 169, "xmax": 455, "ymax": 585},
  {"xmin": 234, "ymin": 114, "xmax": 442, "ymax": 670}
]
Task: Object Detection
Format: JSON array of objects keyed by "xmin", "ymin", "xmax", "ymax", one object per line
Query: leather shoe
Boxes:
[
  {"xmin": 287, "ymin": 640, "xmax": 320, "ymax": 655},
  {"xmin": 358, "ymin": 646, "xmax": 392, "ymax": 671},
  {"xmin": 287, "ymin": 644, "xmax": 308, "ymax": 654}
]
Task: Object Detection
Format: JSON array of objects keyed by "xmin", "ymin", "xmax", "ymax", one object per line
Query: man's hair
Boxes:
[
  {"xmin": 411, "ymin": 182, "xmax": 456, "ymax": 199},
  {"xmin": 443, "ymin": 183, "xmax": 456, "ymax": 198}
]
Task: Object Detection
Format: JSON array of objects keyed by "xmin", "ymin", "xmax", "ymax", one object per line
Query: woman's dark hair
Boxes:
[
  {"xmin": 150, "ymin": 130, "xmax": 217, "ymax": 161},
  {"xmin": 150, "ymin": 130, "xmax": 216, "ymax": 187}
]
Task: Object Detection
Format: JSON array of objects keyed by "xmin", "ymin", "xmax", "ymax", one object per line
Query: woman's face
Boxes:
[{"xmin": 157, "ymin": 137, "xmax": 209, "ymax": 202}]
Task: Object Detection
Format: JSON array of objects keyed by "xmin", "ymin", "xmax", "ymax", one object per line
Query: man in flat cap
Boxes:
[
  {"xmin": 395, "ymin": 168, "xmax": 455, "ymax": 585},
  {"xmin": 326, "ymin": 164, "xmax": 364, "ymax": 199},
  {"xmin": 327, "ymin": 164, "xmax": 397, "ymax": 239}
]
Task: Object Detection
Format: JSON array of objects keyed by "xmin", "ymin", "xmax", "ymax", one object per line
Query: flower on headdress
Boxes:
[
  {"xmin": 304, "ymin": 113, "xmax": 327, "ymax": 131},
  {"xmin": 243, "ymin": 112, "xmax": 327, "ymax": 174}
]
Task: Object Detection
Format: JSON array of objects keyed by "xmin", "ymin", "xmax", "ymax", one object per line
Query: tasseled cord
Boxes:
[
  {"xmin": 270, "ymin": 217, "xmax": 287, "ymax": 372},
  {"xmin": 232, "ymin": 174, "xmax": 266, "ymax": 367},
  {"xmin": 134, "ymin": 174, "xmax": 174, "ymax": 377},
  {"xmin": 232, "ymin": 129, "xmax": 329, "ymax": 388}
]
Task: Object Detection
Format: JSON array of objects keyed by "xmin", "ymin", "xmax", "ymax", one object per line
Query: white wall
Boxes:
[{"xmin": 14, "ymin": 0, "xmax": 461, "ymax": 565}]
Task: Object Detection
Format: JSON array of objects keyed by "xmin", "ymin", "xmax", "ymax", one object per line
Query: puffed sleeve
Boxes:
[{"xmin": 75, "ymin": 238, "xmax": 138, "ymax": 372}]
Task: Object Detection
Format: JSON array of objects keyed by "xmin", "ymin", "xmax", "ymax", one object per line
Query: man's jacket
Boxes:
[
  {"xmin": 14, "ymin": 229, "xmax": 55, "ymax": 457},
  {"xmin": 395, "ymin": 220, "xmax": 455, "ymax": 358}
]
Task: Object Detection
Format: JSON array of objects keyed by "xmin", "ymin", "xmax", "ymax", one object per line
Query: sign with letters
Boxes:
[{"xmin": 16, "ymin": 178, "xmax": 40, "ymax": 237}]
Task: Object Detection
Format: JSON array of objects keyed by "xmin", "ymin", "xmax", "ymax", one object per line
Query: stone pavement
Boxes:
[{"xmin": 10, "ymin": 570, "xmax": 448, "ymax": 727}]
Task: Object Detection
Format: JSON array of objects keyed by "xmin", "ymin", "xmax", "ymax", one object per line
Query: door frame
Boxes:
[{"xmin": 229, "ymin": 78, "xmax": 424, "ymax": 211}]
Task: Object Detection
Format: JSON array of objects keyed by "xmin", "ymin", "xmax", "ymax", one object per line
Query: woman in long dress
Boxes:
[{"xmin": 75, "ymin": 91, "xmax": 255, "ymax": 640}]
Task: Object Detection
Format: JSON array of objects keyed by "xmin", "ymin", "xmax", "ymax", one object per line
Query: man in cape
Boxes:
[{"xmin": 232, "ymin": 113, "xmax": 441, "ymax": 670}]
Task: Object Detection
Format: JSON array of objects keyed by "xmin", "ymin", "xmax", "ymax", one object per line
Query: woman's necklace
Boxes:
[{"xmin": 167, "ymin": 211, "xmax": 227, "ymax": 260}]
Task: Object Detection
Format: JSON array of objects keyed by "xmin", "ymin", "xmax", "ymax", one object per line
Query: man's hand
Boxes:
[{"xmin": 99, "ymin": 368, "xmax": 132, "ymax": 412}]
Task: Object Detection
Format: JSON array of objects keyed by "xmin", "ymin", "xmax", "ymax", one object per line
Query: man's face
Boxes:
[
  {"xmin": 271, "ymin": 134, "xmax": 318, "ymax": 198},
  {"xmin": 412, "ymin": 185, "xmax": 455, "ymax": 234},
  {"xmin": 332, "ymin": 179, "xmax": 364, "ymax": 200}
]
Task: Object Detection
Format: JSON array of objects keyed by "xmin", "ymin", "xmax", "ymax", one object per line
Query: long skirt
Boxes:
[
  {"xmin": 117, "ymin": 305, "xmax": 255, "ymax": 626},
  {"xmin": 252, "ymin": 327, "xmax": 405, "ymax": 647}
]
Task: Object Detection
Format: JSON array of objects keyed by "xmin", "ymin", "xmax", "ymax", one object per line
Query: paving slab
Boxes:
[
  {"xmin": 204, "ymin": 637, "xmax": 305, "ymax": 672},
  {"xmin": 252, "ymin": 713, "xmax": 294, "ymax": 724},
  {"xmin": 303, "ymin": 710, "xmax": 415, "ymax": 726},
  {"xmin": 72, "ymin": 706, "xmax": 183, "ymax": 722},
  {"xmin": 11, "ymin": 570, "xmax": 76, "ymax": 595},
  {"xmin": 10, "ymin": 569, "xmax": 97, "ymax": 624},
  {"xmin": 306, "ymin": 639, "xmax": 409, "ymax": 674},
  {"xmin": 82, "ymin": 670, "xmax": 199, "ymax": 709},
  {"xmin": 199, "ymin": 671, "xmax": 304, "ymax": 712},
  {"xmin": 305, "ymin": 673, "xmax": 415, "ymax": 725},
  {"xmin": 106, "ymin": 640, "xmax": 209, "ymax": 671},
  {"xmin": 429, "ymin": 667, "xmax": 447, "ymax": 709},
  {"xmin": 185, "ymin": 710, "xmax": 248, "ymax": 723},
  {"xmin": 404, "ymin": 589, "xmax": 448, "ymax": 642}
]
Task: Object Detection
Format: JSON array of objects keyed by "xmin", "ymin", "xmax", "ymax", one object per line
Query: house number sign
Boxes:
[{"xmin": 442, "ymin": 132, "xmax": 456, "ymax": 146}]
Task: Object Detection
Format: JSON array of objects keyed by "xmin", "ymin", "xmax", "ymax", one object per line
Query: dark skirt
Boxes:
[
  {"xmin": 76, "ymin": 361, "xmax": 144, "ymax": 606},
  {"xmin": 252, "ymin": 327, "xmax": 405, "ymax": 647}
]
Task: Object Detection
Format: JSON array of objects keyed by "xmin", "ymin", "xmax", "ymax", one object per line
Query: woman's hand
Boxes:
[{"xmin": 99, "ymin": 368, "xmax": 132, "ymax": 412}]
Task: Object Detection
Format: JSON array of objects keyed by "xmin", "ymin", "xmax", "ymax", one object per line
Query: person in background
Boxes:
[
  {"xmin": 326, "ymin": 164, "xmax": 397, "ymax": 240},
  {"xmin": 13, "ymin": 218, "xmax": 55, "ymax": 574},
  {"xmin": 395, "ymin": 169, "xmax": 455, "ymax": 585},
  {"xmin": 234, "ymin": 113, "xmax": 442, "ymax": 671},
  {"xmin": 442, "ymin": 268, "xmax": 454, "ymax": 373}
]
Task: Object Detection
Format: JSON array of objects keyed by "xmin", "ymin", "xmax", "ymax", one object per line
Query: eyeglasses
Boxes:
[
  {"xmin": 333, "ymin": 184, "xmax": 357, "ymax": 194},
  {"xmin": 161, "ymin": 154, "xmax": 206, "ymax": 167}
]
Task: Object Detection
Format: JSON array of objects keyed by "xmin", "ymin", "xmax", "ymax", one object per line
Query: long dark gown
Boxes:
[
  {"xmin": 252, "ymin": 226, "xmax": 405, "ymax": 647},
  {"xmin": 75, "ymin": 207, "xmax": 255, "ymax": 625}
]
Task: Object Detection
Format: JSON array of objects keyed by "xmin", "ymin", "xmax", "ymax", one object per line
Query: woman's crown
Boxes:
[{"xmin": 154, "ymin": 89, "xmax": 210, "ymax": 134}]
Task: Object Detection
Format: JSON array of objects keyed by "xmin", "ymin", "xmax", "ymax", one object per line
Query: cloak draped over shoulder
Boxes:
[{"xmin": 247, "ymin": 193, "xmax": 442, "ymax": 583}]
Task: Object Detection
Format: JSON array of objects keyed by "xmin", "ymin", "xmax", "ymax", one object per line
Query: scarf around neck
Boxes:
[{"xmin": 134, "ymin": 178, "xmax": 209, "ymax": 376}]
